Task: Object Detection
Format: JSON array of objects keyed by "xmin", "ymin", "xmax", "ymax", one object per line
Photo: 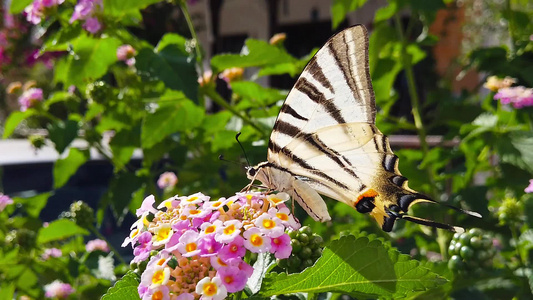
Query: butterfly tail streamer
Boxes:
[{"xmin": 399, "ymin": 214, "xmax": 465, "ymax": 233}]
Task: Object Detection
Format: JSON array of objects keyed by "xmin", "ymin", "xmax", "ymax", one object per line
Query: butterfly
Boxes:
[{"xmin": 246, "ymin": 25, "xmax": 480, "ymax": 233}]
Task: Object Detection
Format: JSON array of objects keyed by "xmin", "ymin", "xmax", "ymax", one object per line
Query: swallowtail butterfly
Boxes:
[{"xmin": 246, "ymin": 25, "xmax": 480, "ymax": 232}]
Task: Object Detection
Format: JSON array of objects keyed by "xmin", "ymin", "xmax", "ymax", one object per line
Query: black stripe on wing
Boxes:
[{"xmin": 294, "ymin": 77, "xmax": 346, "ymax": 124}]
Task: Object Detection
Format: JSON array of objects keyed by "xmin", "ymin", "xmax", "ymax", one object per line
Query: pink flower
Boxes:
[
  {"xmin": 177, "ymin": 230, "xmax": 201, "ymax": 257},
  {"xmin": 136, "ymin": 195, "xmax": 157, "ymax": 217},
  {"xmin": 144, "ymin": 285, "xmax": 170, "ymax": 300},
  {"xmin": 70, "ymin": 0, "xmax": 102, "ymax": 23},
  {"xmin": 117, "ymin": 44, "xmax": 137, "ymax": 66},
  {"xmin": 237, "ymin": 260, "xmax": 254, "ymax": 278},
  {"xmin": 83, "ymin": 17, "xmax": 101, "ymax": 34},
  {"xmin": 270, "ymin": 233, "xmax": 292, "ymax": 259},
  {"xmin": 0, "ymin": 194, "xmax": 13, "ymax": 212},
  {"xmin": 198, "ymin": 234, "xmax": 223, "ymax": 257},
  {"xmin": 195, "ymin": 277, "xmax": 227, "ymax": 300},
  {"xmin": 44, "ymin": 280, "xmax": 74, "ymax": 299},
  {"xmin": 243, "ymin": 227, "xmax": 271, "ymax": 253},
  {"xmin": 215, "ymin": 220, "xmax": 242, "ymax": 243},
  {"xmin": 217, "ymin": 266, "xmax": 247, "ymax": 293},
  {"xmin": 85, "ymin": 239, "xmax": 109, "ymax": 252},
  {"xmin": 254, "ymin": 214, "xmax": 284, "ymax": 237},
  {"xmin": 494, "ymin": 86, "xmax": 533, "ymax": 109},
  {"xmin": 42, "ymin": 248, "xmax": 62, "ymax": 260},
  {"xmin": 218, "ymin": 235, "xmax": 245, "ymax": 261},
  {"xmin": 18, "ymin": 88, "xmax": 43, "ymax": 111},
  {"xmin": 526, "ymin": 179, "xmax": 533, "ymax": 193},
  {"xmin": 133, "ymin": 232, "xmax": 152, "ymax": 263},
  {"xmin": 24, "ymin": 0, "xmax": 65, "ymax": 24}
]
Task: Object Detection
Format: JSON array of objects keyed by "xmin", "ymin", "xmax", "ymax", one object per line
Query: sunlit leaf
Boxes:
[
  {"xmin": 102, "ymin": 272, "xmax": 140, "ymax": 300},
  {"xmin": 260, "ymin": 235, "xmax": 446, "ymax": 298},
  {"xmin": 2, "ymin": 110, "xmax": 36, "ymax": 138},
  {"xmin": 37, "ymin": 219, "xmax": 89, "ymax": 244},
  {"xmin": 331, "ymin": 0, "xmax": 368, "ymax": 29},
  {"xmin": 53, "ymin": 148, "xmax": 90, "ymax": 189}
]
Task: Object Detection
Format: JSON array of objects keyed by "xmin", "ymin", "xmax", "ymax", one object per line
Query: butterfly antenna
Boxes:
[
  {"xmin": 235, "ymin": 132, "xmax": 251, "ymax": 167},
  {"xmin": 218, "ymin": 155, "xmax": 244, "ymax": 167}
]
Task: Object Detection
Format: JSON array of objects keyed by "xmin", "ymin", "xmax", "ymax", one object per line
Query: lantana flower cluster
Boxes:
[
  {"xmin": 484, "ymin": 76, "xmax": 533, "ymax": 109},
  {"xmin": 123, "ymin": 191, "xmax": 300, "ymax": 299}
]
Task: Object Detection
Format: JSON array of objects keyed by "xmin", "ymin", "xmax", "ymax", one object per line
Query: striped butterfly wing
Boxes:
[{"xmin": 266, "ymin": 25, "xmax": 443, "ymax": 231}]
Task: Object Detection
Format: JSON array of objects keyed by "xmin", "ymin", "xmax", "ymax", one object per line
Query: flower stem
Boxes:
[
  {"xmin": 90, "ymin": 226, "xmax": 127, "ymax": 265},
  {"xmin": 204, "ymin": 86, "xmax": 268, "ymax": 137},
  {"xmin": 179, "ymin": 1, "xmax": 206, "ymax": 108}
]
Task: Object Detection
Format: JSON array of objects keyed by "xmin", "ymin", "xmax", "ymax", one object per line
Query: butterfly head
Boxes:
[{"xmin": 246, "ymin": 162, "xmax": 272, "ymax": 186}]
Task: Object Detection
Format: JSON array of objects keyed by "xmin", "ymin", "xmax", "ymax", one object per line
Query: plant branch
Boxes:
[{"xmin": 203, "ymin": 86, "xmax": 268, "ymax": 137}]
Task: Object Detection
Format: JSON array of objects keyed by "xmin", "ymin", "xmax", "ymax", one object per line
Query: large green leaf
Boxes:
[
  {"xmin": 231, "ymin": 81, "xmax": 286, "ymax": 109},
  {"xmin": 104, "ymin": 171, "xmax": 144, "ymax": 225},
  {"xmin": 260, "ymin": 235, "xmax": 445, "ymax": 298},
  {"xmin": 103, "ymin": 0, "xmax": 160, "ymax": 18},
  {"xmin": 136, "ymin": 45, "xmax": 198, "ymax": 101},
  {"xmin": 211, "ymin": 39, "xmax": 297, "ymax": 71},
  {"xmin": 14, "ymin": 192, "xmax": 52, "ymax": 218},
  {"xmin": 2, "ymin": 110, "xmax": 36, "ymax": 138},
  {"xmin": 53, "ymin": 148, "xmax": 90, "ymax": 189},
  {"xmin": 9, "ymin": 0, "xmax": 32, "ymax": 13},
  {"xmin": 37, "ymin": 219, "xmax": 89, "ymax": 244},
  {"xmin": 141, "ymin": 94, "xmax": 204, "ymax": 149},
  {"xmin": 54, "ymin": 35, "xmax": 121, "ymax": 88},
  {"xmin": 496, "ymin": 130, "xmax": 533, "ymax": 174},
  {"xmin": 47, "ymin": 119, "xmax": 80, "ymax": 154},
  {"xmin": 331, "ymin": 0, "xmax": 368, "ymax": 29},
  {"xmin": 102, "ymin": 272, "xmax": 140, "ymax": 300}
]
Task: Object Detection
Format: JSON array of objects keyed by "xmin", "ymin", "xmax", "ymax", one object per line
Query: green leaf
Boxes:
[
  {"xmin": 247, "ymin": 253, "xmax": 276, "ymax": 294},
  {"xmin": 156, "ymin": 33, "xmax": 188, "ymax": 53},
  {"xmin": 0, "ymin": 283, "xmax": 14, "ymax": 300},
  {"xmin": 141, "ymin": 95, "xmax": 204, "ymax": 149},
  {"xmin": 496, "ymin": 130, "xmax": 533, "ymax": 173},
  {"xmin": 260, "ymin": 235, "xmax": 446, "ymax": 298},
  {"xmin": 136, "ymin": 46, "xmax": 198, "ymax": 101},
  {"xmin": 47, "ymin": 119, "xmax": 80, "ymax": 154},
  {"xmin": 54, "ymin": 34, "xmax": 121, "ymax": 88},
  {"xmin": 53, "ymin": 148, "xmax": 90, "ymax": 189},
  {"xmin": 9, "ymin": 0, "xmax": 32, "ymax": 13},
  {"xmin": 15, "ymin": 192, "xmax": 51, "ymax": 218},
  {"xmin": 331, "ymin": 0, "xmax": 368, "ymax": 29},
  {"xmin": 104, "ymin": 172, "xmax": 144, "ymax": 225},
  {"xmin": 211, "ymin": 39, "xmax": 297, "ymax": 71},
  {"xmin": 103, "ymin": 0, "xmax": 160, "ymax": 18},
  {"xmin": 102, "ymin": 271, "xmax": 140, "ymax": 300},
  {"xmin": 374, "ymin": 1, "xmax": 400, "ymax": 23},
  {"xmin": 231, "ymin": 81, "xmax": 286, "ymax": 108},
  {"xmin": 37, "ymin": 219, "xmax": 89, "ymax": 244},
  {"xmin": 2, "ymin": 110, "xmax": 36, "ymax": 138},
  {"xmin": 109, "ymin": 125, "xmax": 141, "ymax": 169}
]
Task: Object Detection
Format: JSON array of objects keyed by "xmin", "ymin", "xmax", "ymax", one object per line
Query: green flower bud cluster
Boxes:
[
  {"xmin": 86, "ymin": 81, "xmax": 112, "ymax": 103},
  {"xmin": 60, "ymin": 201, "xmax": 95, "ymax": 229},
  {"xmin": 497, "ymin": 197, "xmax": 523, "ymax": 226},
  {"xmin": 276, "ymin": 226, "xmax": 324, "ymax": 273},
  {"xmin": 29, "ymin": 134, "xmax": 46, "ymax": 150},
  {"xmin": 448, "ymin": 228, "xmax": 495, "ymax": 274}
]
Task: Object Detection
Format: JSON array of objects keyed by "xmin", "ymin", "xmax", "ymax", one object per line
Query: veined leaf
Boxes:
[
  {"xmin": 141, "ymin": 95, "xmax": 204, "ymax": 149},
  {"xmin": 211, "ymin": 39, "xmax": 296, "ymax": 71},
  {"xmin": 53, "ymin": 148, "xmax": 90, "ymax": 189},
  {"xmin": 260, "ymin": 235, "xmax": 446, "ymax": 298},
  {"xmin": 136, "ymin": 46, "xmax": 198, "ymax": 101},
  {"xmin": 331, "ymin": 0, "xmax": 368, "ymax": 29},
  {"xmin": 37, "ymin": 219, "xmax": 89, "ymax": 244},
  {"xmin": 102, "ymin": 272, "xmax": 140, "ymax": 300},
  {"xmin": 54, "ymin": 35, "xmax": 121, "ymax": 88},
  {"xmin": 2, "ymin": 110, "xmax": 36, "ymax": 138}
]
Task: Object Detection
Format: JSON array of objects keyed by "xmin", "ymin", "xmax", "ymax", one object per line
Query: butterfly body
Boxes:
[{"xmin": 247, "ymin": 25, "xmax": 479, "ymax": 232}]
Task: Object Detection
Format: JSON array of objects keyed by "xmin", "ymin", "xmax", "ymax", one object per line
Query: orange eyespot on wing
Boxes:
[{"xmin": 355, "ymin": 189, "xmax": 378, "ymax": 205}]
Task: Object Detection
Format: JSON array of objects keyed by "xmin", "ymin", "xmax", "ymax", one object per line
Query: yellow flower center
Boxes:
[
  {"xmin": 155, "ymin": 227, "xmax": 171, "ymax": 241},
  {"xmin": 203, "ymin": 282, "xmax": 217, "ymax": 296},
  {"xmin": 276, "ymin": 213, "xmax": 288, "ymax": 221},
  {"xmin": 273, "ymin": 237, "xmax": 281, "ymax": 245},
  {"xmin": 130, "ymin": 228, "xmax": 139, "ymax": 238},
  {"xmin": 224, "ymin": 276, "xmax": 234, "ymax": 284},
  {"xmin": 262, "ymin": 219, "xmax": 275, "ymax": 229},
  {"xmin": 217, "ymin": 257, "xmax": 227, "ymax": 266},
  {"xmin": 224, "ymin": 224, "xmax": 236, "ymax": 235},
  {"xmin": 189, "ymin": 209, "xmax": 200, "ymax": 215},
  {"xmin": 230, "ymin": 244, "xmax": 238, "ymax": 253},
  {"xmin": 187, "ymin": 196, "xmax": 198, "ymax": 203},
  {"xmin": 152, "ymin": 269, "xmax": 165, "ymax": 284},
  {"xmin": 205, "ymin": 226, "xmax": 216, "ymax": 234},
  {"xmin": 152, "ymin": 291, "xmax": 164, "ymax": 300},
  {"xmin": 185, "ymin": 243, "xmax": 197, "ymax": 252},
  {"xmin": 157, "ymin": 258, "xmax": 166, "ymax": 266},
  {"xmin": 246, "ymin": 195, "xmax": 253, "ymax": 200},
  {"xmin": 213, "ymin": 202, "xmax": 222, "ymax": 207},
  {"xmin": 251, "ymin": 234, "xmax": 263, "ymax": 246}
]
